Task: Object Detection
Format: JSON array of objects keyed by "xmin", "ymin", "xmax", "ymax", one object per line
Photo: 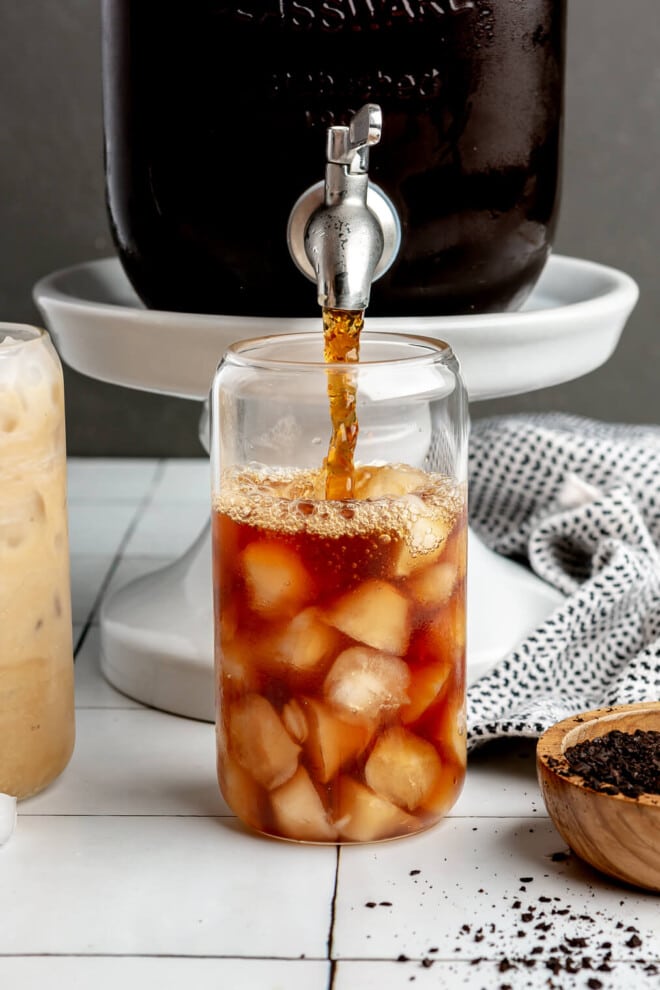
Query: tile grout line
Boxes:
[
  {"xmin": 0, "ymin": 952, "xmax": 328, "ymax": 961},
  {"xmin": 16, "ymin": 812, "xmax": 549, "ymax": 820},
  {"xmin": 1, "ymin": 951, "xmax": 657, "ymax": 965},
  {"xmin": 73, "ymin": 460, "xmax": 168, "ymax": 659},
  {"xmin": 326, "ymin": 845, "xmax": 341, "ymax": 990},
  {"xmin": 17, "ymin": 813, "xmax": 235, "ymax": 819}
]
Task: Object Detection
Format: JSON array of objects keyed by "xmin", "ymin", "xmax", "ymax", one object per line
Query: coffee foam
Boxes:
[{"xmin": 213, "ymin": 464, "xmax": 464, "ymax": 555}]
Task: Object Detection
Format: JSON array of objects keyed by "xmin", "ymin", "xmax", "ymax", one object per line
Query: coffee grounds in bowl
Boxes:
[{"xmin": 563, "ymin": 729, "xmax": 660, "ymax": 798}]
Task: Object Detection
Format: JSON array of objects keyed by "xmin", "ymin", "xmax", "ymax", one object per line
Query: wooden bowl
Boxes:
[{"xmin": 537, "ymin": 701, "xmax": 660, "ymax": 892}]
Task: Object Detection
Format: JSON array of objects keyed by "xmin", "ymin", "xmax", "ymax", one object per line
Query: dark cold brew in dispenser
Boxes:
[{"xmin": 102, "ymin": 0, "xmax": 565, "ymax": 318}]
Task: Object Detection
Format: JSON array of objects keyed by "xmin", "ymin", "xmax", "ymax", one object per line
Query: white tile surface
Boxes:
[
  {"xmin": 103, "ymin": 554, "xmax": 177, "ymax": 600},
  {"xmin": 70, "ymin": 553, "xmax": 116, "ymax": 623},
  {"xmin": 68, "ymin": 501, "xmax": 141, "ymax": 555},
  {"xmin": 2, "ymin": 816, "xmax": 336, "ymax": 958},
  {"xmin": 74, "ymin": 626, "xmax": 142, "ymax": 709},
  {"xmin": 6, "ymin": 458, "xmax": 655, "ymax": 987},
  {"xmin": 122, "ymin": 502, "xmax": 209, "ymax": 557},
  {"xmin": 451, "ymin": 739, "xmax": 547, "ymax": 818},
  {"xmin": 334, "ymin": 960, "xmax": 660, "ymax": 989},
  {"xmin": 21, "ymin": 707, "xmax": 223, "ymax": 816},
  {"xmin": 150, "ymin": 457, "xmax": 210, "ymax": 503},
  {"xmin": 333, "ymin": 819, "xmax": 660, "ymax": 962},
  {"xmin": 0, "ymin": 958, "xmax": 330, "ymax": 990},
  {"xmin": 67, "ymin": 457, "xmax": 159, "ymax": 501}
]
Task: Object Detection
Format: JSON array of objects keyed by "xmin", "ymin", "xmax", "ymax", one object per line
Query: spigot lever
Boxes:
[
  {"xmin": 286, "ymin": 104, "xmax": 401, "ymax": 311},
  {"xmin": 327, "ymin": 104, "xmax": 382, "ymax": 174}
]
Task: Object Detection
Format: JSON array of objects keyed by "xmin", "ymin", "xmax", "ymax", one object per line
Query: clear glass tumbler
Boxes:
[
  {"xmin": 0, "ymin": 325, "xmax": 75, "ymax": 799},
  {"xmin": 210, "ymin": 332, "xmax": 468, "ymax": 843}
]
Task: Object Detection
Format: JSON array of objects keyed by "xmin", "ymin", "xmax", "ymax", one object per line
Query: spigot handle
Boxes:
[
  {"xmin": 327, "ymin": 104, "xmax": 383, "ymax": 174},
  {"xmin": 286, "ymin": 103, "xmax": 401, "ymax": 309}
]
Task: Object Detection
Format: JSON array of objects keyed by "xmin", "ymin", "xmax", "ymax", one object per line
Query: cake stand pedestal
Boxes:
[{"xmin": 34, "ymin": 254, "xmax": 639, "ymax": 721}]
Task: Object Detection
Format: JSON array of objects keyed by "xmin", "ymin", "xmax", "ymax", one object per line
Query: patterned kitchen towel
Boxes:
[{"xmin": 466, "ymin": 412, "xmax": 660, "ymax": 750}]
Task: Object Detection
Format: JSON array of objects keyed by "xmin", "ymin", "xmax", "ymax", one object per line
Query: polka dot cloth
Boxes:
[{"xmin": 466, "ymin": 412, "xmax": 660, "ymax": 751}]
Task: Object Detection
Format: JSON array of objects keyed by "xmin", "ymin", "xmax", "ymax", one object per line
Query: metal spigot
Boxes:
[{"xmin": 287, "ymin": 104, "xmax": 400, "ymax": 312}]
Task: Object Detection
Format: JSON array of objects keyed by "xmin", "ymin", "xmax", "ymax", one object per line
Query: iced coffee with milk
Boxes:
[
  {"xmin": 211, "ymin": 329, "xmax": 468, "ymax": 843},
  {"xmin": 0, "ymin": 325, "xmax": 74, "ymax": 799}
]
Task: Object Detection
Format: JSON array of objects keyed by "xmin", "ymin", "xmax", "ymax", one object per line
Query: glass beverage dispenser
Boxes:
[{"xmin": 101, "ymin": 0, "xmax": 565, "ymax": 319}]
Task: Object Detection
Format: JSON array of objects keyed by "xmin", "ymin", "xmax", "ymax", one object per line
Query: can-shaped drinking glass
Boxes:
[
  {"xmin": 0, "ymin": 324, "xmax": 75, "ymax": 799},
  {"xmin": 210, "ymin": 332, "xmax": 468, "ymax": 842}
]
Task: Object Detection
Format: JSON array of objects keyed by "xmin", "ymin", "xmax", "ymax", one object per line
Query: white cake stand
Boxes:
[{"xmin": 34, "ymin": 254, "xmax": 639, "ymax": 721}]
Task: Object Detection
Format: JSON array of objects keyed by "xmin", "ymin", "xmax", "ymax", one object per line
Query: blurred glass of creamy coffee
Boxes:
[{"xmin": 0, "ymin": 325, "xmax": 74, "ymax": 799}]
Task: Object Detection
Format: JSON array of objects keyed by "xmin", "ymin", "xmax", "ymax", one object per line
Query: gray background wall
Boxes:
[{"xmin": 1, "ymin": 1, "xmax": 658, "ymax": 456}]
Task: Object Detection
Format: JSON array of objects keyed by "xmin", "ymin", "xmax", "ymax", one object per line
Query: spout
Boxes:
[{"xmin": 304, "ymin": 105, "xmax": 386, "ymax": 312}]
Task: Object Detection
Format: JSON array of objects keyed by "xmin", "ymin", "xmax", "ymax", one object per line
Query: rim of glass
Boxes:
[
  {"xmin": 223, "ymin": 330, "xmax": 455, "ymax": 371},
  {"xmin": 0, "ymin": 323, "xmax": 46, "ymax": 352}
]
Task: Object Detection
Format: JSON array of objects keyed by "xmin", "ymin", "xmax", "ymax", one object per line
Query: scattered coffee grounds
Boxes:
[
  {"xmin": 562, "ymin": 729, "xmax": 660, "ymax": 798},
  {"xmin": 446, "ymin": 860, "xmax": 655, "ymax": 987},
  {"xmin": 395, "ymin": 858, "xmax": 654, "ymax": 983}
]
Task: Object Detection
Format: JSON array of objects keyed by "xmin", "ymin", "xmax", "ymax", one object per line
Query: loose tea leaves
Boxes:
[{"xmin": 562, "ymin": 729, "xmax": 660, "ymax": 798}]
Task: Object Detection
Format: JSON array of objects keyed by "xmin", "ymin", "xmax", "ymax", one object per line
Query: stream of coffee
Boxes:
[{"xmin": 322, "ymin": 307, "xmax": 364, "ymax": 500}]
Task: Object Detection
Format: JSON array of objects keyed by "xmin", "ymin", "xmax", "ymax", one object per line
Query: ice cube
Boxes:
[
  {"xmin": 0, "ymin": 490, "xmax": 46, "ymax": 551},
  {"xmin": 407, "ymin": 562, "xmax": 457, "ymax": 608},
  {"xmin": 301, "ymin": 697, "xmax": 372, "ymax": 783},
  {"xmin": 365, "ymin": 726, "xmax": 443, "ymax": 811},
  {"xmin": 219, "ymin": 754, "xmax": 263, "ymax": 831},
  {"xmin": 392, "ymin": 505, "xmax": 452, "ymax": 578},
  {"xmin": 51, "ymin": 380, "xmax": 64, "ymax": 408},
  {"xmin": 23, "ymin": 360, "xmax": 45, "ymax": 387},
  {"xmin": 427, "ymin": 594, "xmax": 466, "ymax": 663},
  {"xmin": 220, "ymin": 638, "xmax": 260, "ymax": 694},
  {"xmin": 335, "ymin": 776, "xmax": 418, "ymax": 842},
  {"xmin": 241, "ymin": 540, "xmax": 313, "ymax": 617},
  {"xmin": 0, "ymin": 521, "xmax": 26, "ymax": 550},
  {"xmin": 227, "ymin": 693, "xmax": 301, "ymax": 790},
  {"xmin": 273, "ymin": 607, "xmax": 339, "ymax": 673},
  {"xmin": 270, "ymin": 766, "xmax": 337, "ymax": 842},
  {"xmin": 323, "ymin": 645, "xmax": 410, "ymax": 721},
  {"xmin": 281, "ymin": 698, "xmax": 308, "ymax": 743},
  {"xmin": 325, "ymin": 579, "xmax": 410, "ymax": 655},
  {"xmin": 220, "ymin": 600, "xmax": 238, "ymax": 644},
  {"xmin": 0, "ymin": 396, "xmax": 19, "ymax": 433},
  {"xmin": 443, "ymin": 521, "xmax": 467, "ymax": 581},
  {"xmin": 401, "ymin": 660, "xmax": 451, "ymax": 725},
  {"xmin": 431, "ymin": 696, "xmax": 467, "ymax": 771},
  {"xmin": 353, "ymin": 463, "xmax": 428, "ymax": 500}
]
